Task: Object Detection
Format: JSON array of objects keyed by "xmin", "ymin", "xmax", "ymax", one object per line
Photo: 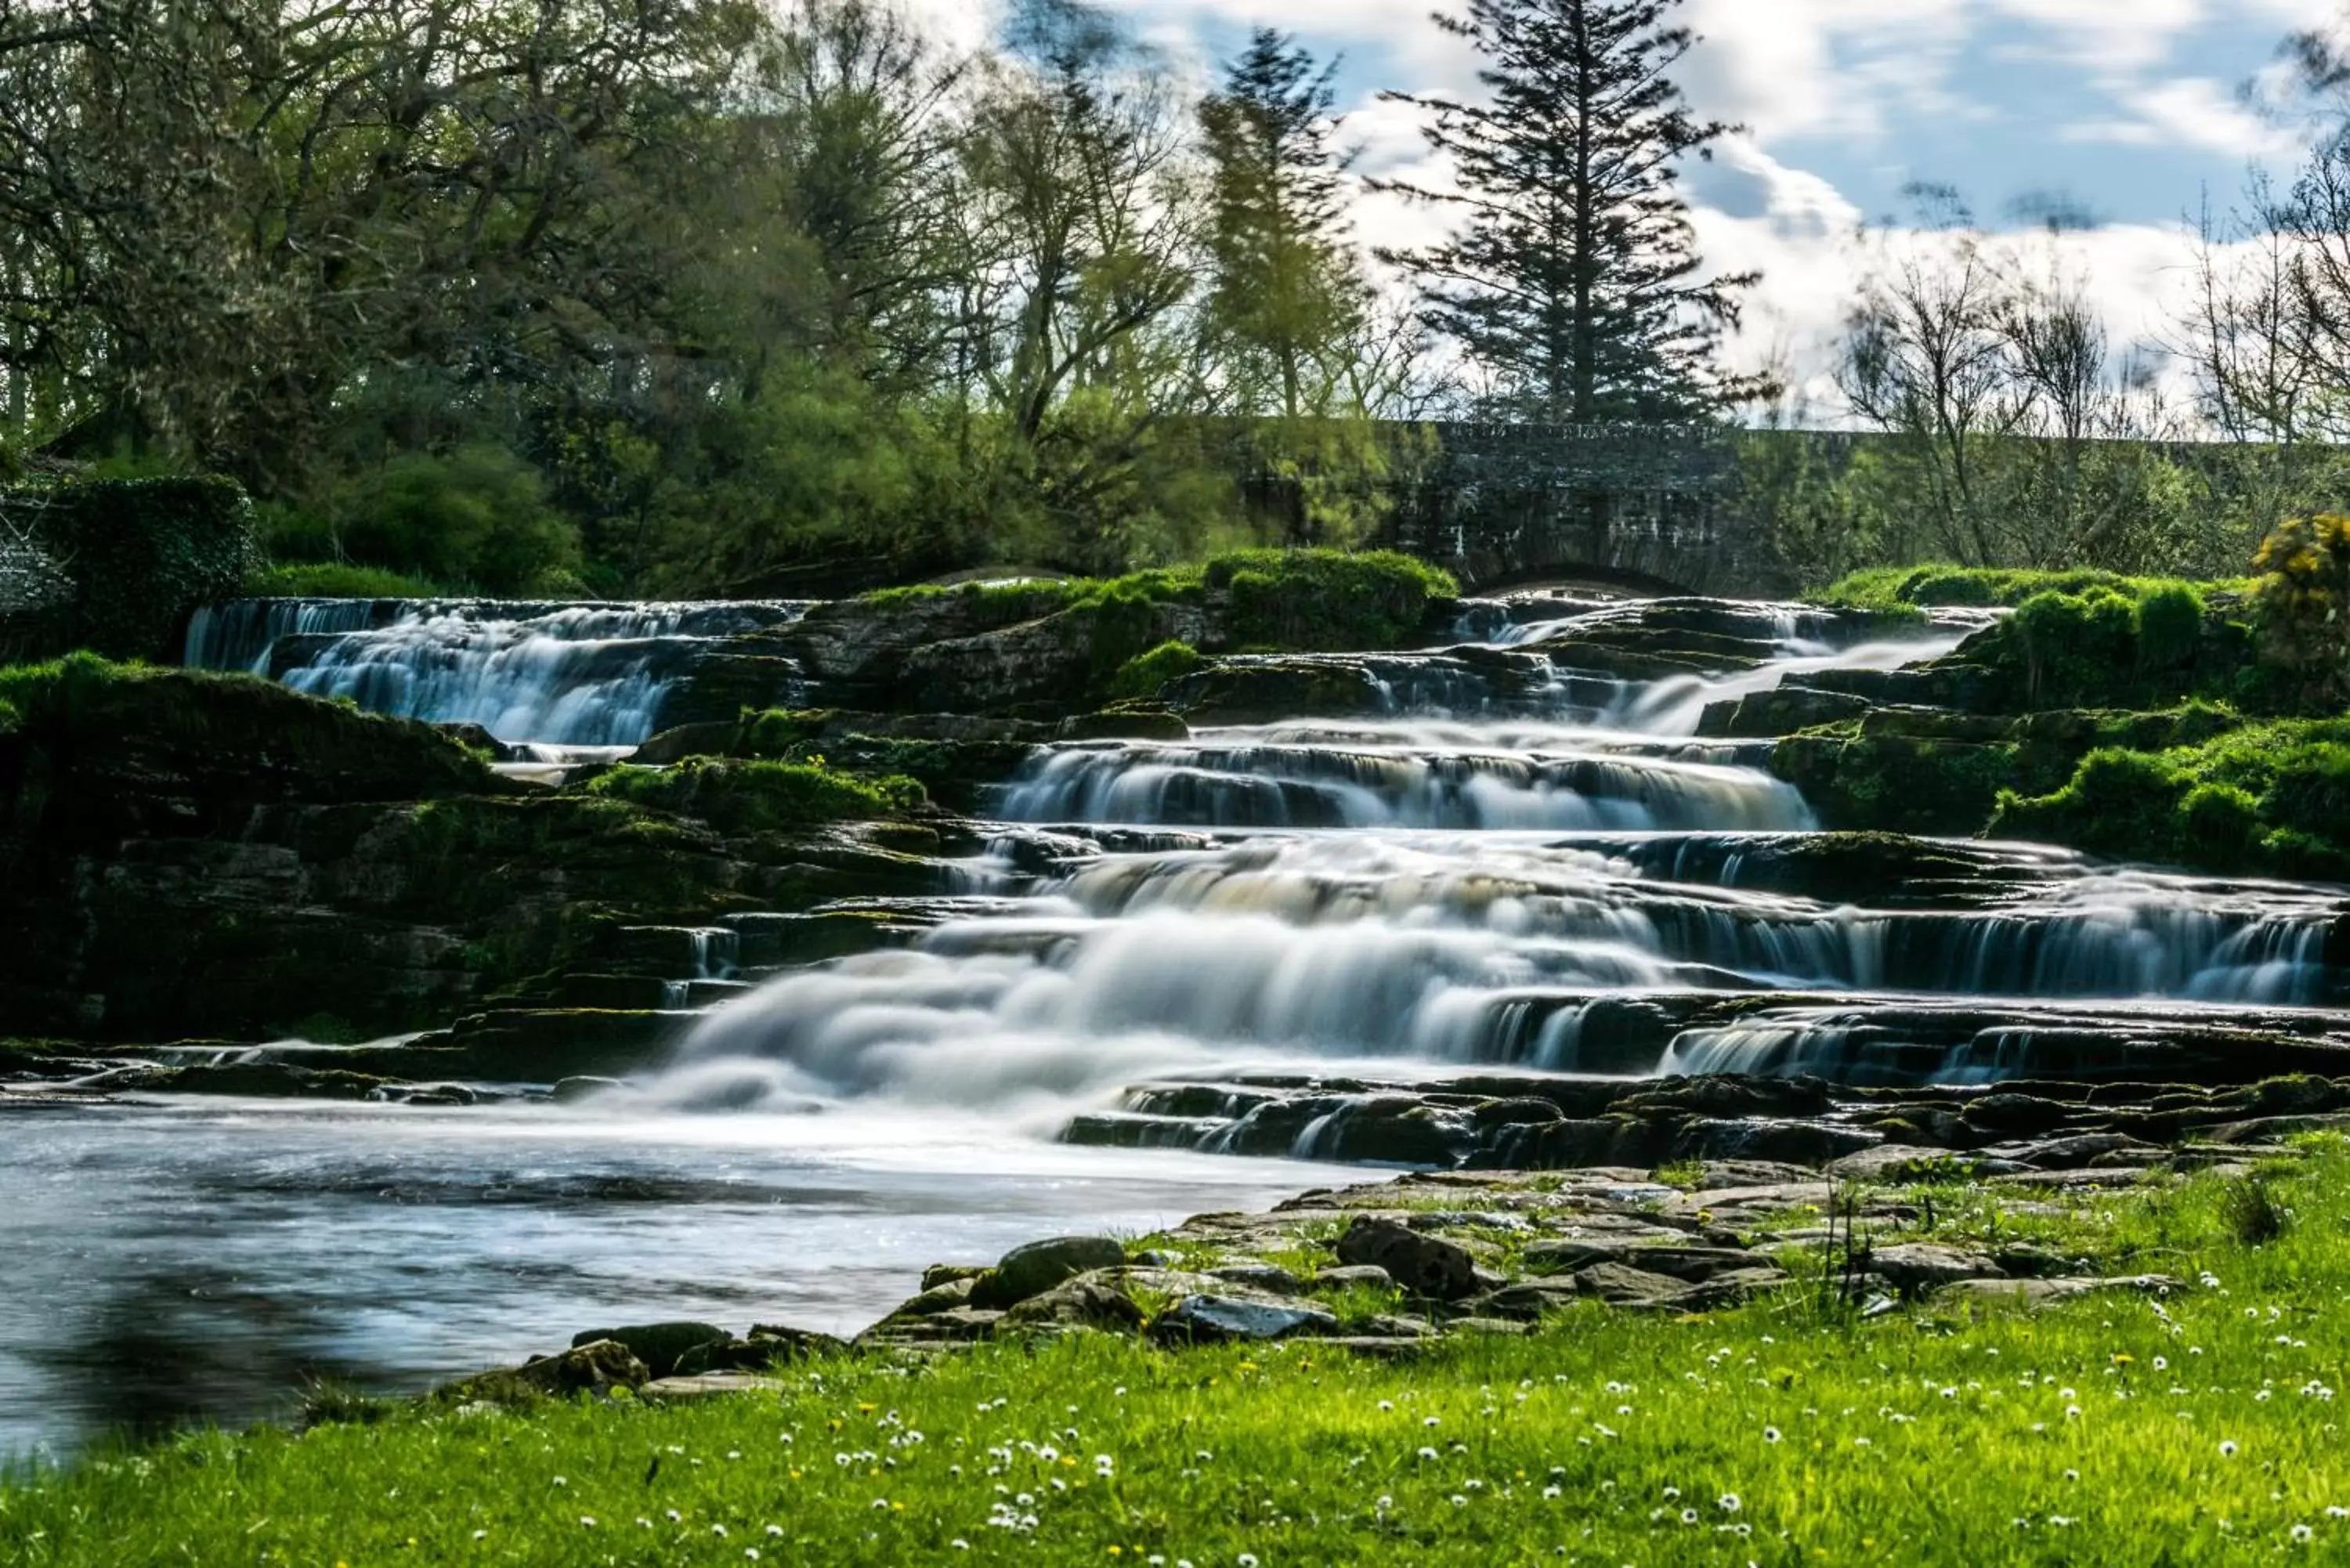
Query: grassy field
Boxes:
[{"xmin": 7, "ymin": 1148, "xmax": 2350, "ymax": 1564}]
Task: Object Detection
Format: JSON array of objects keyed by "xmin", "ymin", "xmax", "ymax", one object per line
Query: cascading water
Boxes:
[
  {"xmin": 184, "ymin": 597, "xmax": 809, "ymax": 746},
  {"xmin": 668, "ymin": 600, "xmax": 2350, "ymax": 1116}
]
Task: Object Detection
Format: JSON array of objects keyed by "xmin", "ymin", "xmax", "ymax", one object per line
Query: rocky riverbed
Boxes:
[{"xmin": 7, "ymin": 572, "xmax": 2349, "ymax": 1447}]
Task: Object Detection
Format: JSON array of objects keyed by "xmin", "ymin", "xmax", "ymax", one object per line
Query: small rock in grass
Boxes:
[{"xmin": 1335, "ymin": 1217, "xmax": 1477, "ymax": 1302}]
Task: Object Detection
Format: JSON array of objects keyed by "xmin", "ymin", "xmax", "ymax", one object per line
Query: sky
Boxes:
[{"xmin": 909, "ymin": 0, "xmax": 2350, "ymax": 416}]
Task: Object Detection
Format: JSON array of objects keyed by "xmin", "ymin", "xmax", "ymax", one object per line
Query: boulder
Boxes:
[
  {"xmin": 1571, "ymin": 1263, "xmax": 1699, "ymax": 1311},
  {"xmin": 1335, "ymin": 1217, "xmax": 1478, "ymax": 1302},
  {"xmin": 674, "ymin": 1327, "xmax": 845, "ymax": 1375},
  {"xmin": 1868, "ymin": 1243, "xmax": 2005, "ymax": 1298},
  {"xmin": 893, "ymin": 1277, "xmax": 979, "ymax": 1317},
  {"xmin": 551, "ymin": 1075, "xmax": 625, "ymax": 1104},
  {"xmin": 969, "ymin": 1235, "xmax": 1129, "ymax": 1310},
  {"xmin": 568, "ymin": 1321, "xmax": 729, "ymax": 1380},
  {"xmin": 515, "ymin": 1339, "xmax": 650, "ymax": 1394},
  {"xmin": 1151, "ymin": 1295, "xmax": 1338, "ymax": 1345},
  {"xmin": 1000, "ymin": 1276, "xmax": 1147, "ymax": 1331}
]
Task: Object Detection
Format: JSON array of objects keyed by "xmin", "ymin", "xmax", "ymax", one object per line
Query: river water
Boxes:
[{"xmin": 7, "ymin": 591, "xmax": 2340, "ymax": 1458}]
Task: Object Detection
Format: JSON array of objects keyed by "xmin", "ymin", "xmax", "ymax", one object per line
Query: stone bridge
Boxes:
[{"xmin": 1380, "ymin": 423, "xmax": 1831, "ymax": 598}]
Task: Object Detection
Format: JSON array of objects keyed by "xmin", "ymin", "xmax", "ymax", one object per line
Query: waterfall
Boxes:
[
  {"xmin": 602, "ymin": 595, "xmax": 2350, "ymax": 1111},
  {"xmin": 185, "ymin": 597, "xmax": 809, "ymax": 746}
]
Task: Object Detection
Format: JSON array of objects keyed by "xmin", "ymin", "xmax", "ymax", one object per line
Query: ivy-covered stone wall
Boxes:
[{"xmin": 0, "ymin": 478, "xmax": 258, "ymax": 662}]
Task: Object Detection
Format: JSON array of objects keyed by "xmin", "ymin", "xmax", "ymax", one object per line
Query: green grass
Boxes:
[
  {"xmin": 13, "ymin": 1152, "xmax": 2350, "ymax": 1563},
  {"xmin": 241, "ymin": 562, "xmax": 447, "ymax": 598}
]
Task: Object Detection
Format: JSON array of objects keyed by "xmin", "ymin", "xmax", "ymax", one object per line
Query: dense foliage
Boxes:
[
  {"xmin": 0, "ymin": 478, "xmax": 255, "ymax": 660},
  {"xmin": 1994, "ymin": 721, "xmax": 2350, "ymax": 878}
]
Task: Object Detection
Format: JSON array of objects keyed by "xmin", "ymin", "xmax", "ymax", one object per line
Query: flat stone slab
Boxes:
[{"xmin": 640, "ymin": 1374, "xmax": 788, "ymax": 1400}]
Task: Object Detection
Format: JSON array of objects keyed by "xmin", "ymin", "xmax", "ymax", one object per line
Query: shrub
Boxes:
[
  {"xmin": 2252, "ymin": 514, "xmax": 2350, "ymax": 703},
  {"xmin": 1110, "ymin": 641, "xmax": 1207, "ymax": 701},
  {"xmin": 2008, "ymin": 587, "xmax": 2138, "ymax": 705},
  {"xmin": 334, "ymin": 445, "xmax": 582, "ymax": 595},
  {"xmin": 2134, "ymin": 583, "xmax": 2205, "ymax": 671}
]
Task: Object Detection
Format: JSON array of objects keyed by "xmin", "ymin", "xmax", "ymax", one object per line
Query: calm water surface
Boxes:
[{"xmin": 0, "ymin": 1099, "xmax": 1309, "ymax": 1460}]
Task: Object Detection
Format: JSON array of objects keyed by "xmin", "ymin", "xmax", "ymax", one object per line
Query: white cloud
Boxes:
[{"xmin": 2063, "ymin": 75, "xmax": 2310, "ymax": 160}]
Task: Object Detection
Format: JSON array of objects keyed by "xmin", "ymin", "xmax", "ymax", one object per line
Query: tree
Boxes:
[
  {"xmin": 950, "ymin": 0, "xmax": 1210, "ymax": 566},
  {"xmin": 1376, "ymin": 0, "xmax": 1767, "ymax": 425},
  {"xmin": 1197, "ymin": 29, "xmax": 1365, "ymax": 421},
  {"xmin": 1839, "ymin": 191, "xmax": 2193, "ymax": 571}
]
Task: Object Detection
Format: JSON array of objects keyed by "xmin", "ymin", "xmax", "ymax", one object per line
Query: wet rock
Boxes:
[
  {"xmin": 568, "ymin": 1322, "xmax": 728, "ymax": 1380},
  {"xmin": 969, "ymin": 1235, "xmax": 1128, "ymax": 1309},
  {"xmin": 1151, "ymin": 1295, "xmax": 1338, "ymax": 1344},
  {"xmin": 1473, "ymin": 1097, "xmax": 1566, "ymax": 1128},
  {"xmin": 551, "ymin": 1075, "xmax": 624, "ymax": 1104},
  {"xmin": 1671, "ymin": 1117, "xmax": 1879, "ymax": 1168},
  {"xmin": 1335, "ymin": 1217, "xmax": 1478, "ymax": 1302},
  {"xmin": 1961, "ymin": 1094, "xmax": 2080, "ymax": 1140},
  {"xmin": 1000, "ymin": 1277, "xmax": 1147, "ymax": 1331}
]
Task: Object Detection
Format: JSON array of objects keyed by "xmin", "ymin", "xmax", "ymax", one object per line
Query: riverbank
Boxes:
[{"xmin": 7, "ymin": 1134, "xmax": 2348, "ymax": 1564}]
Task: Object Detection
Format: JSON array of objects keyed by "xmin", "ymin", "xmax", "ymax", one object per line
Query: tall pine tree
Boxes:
[
  {"xmin": 1198, "ymin": 30, "xmax": 1365, "ymax": 420},
  {"xmin": 1377, "ymin": 0, "xmax": 1768, "ymax": 425}
]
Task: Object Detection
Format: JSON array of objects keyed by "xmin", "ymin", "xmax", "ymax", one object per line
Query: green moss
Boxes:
[
  {"xmin": 1108, "ymin": 641, "xmax": 1207, "ymax": 701},
  {"xmin": 1992, "ymin": 718, "xmax": 2350, "ymax": 875},
  {"xmin": 583, "ymin": 757, "xmax": 924, "ymax": 835},
  {"xmin": 1817, "ymin": 563, "xmax": 2243, "ymax": 612},
  {"xmin": 861, "ymin": 548, "xmax": 1457, "ymax": 654}
]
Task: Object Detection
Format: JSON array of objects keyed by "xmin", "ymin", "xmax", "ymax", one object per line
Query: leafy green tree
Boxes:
[
  {"xmin": 1198, "ymin": 30, "xmax": 1365, "ymax": 422},
  {"xmin": 1376, "ymin": 0, "xmax": 1767, "ymax": 425}
]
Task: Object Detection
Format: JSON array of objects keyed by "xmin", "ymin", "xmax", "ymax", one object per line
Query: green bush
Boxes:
[
  {"xmin": 242, "ymin": 562, "xmax": 445, "ymax": 599},
  {"xmin": 1109, "ymin": 641, "xmax": 1207, "ymax": 701},
  {"xmin": 2251, "ymin": 513, "xmax": 2350, "ymax": 704},
  {"xmin": 582, "ymin": 757, "xmax": 923, "ymax": 833},
  {"xmin": 2134, "ymin": 582, "xmax": 2206, "ymax": 670},
  {"xmin": 334, "ymin": 446, "xmax": 583, "ymax": 595}
]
